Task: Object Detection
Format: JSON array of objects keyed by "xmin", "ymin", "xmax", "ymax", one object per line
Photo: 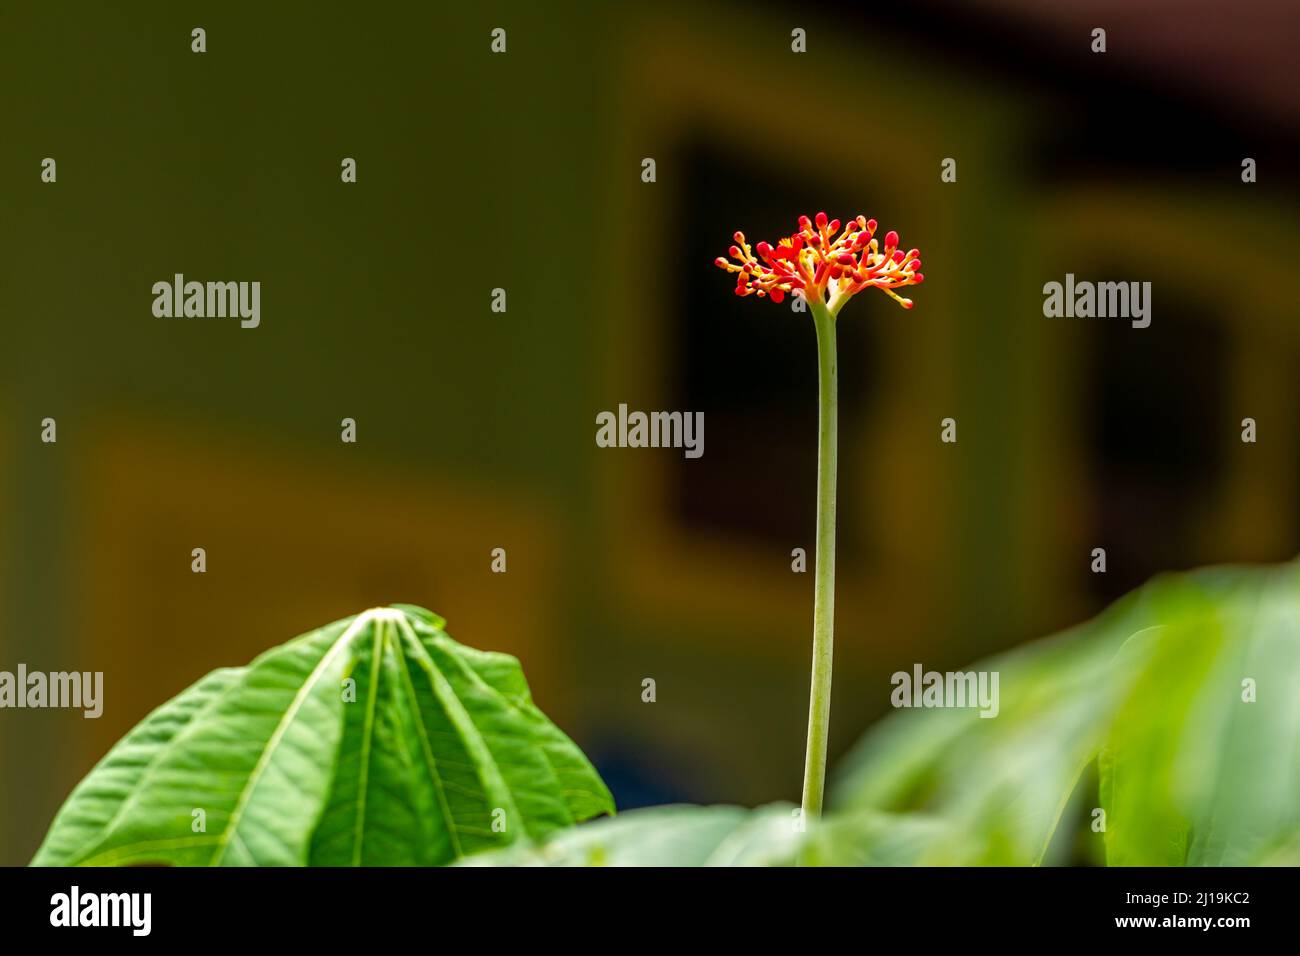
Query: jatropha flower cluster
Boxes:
[{"xmin": 715, "ymin": 212, "xmax": 923, "ymax": 312}]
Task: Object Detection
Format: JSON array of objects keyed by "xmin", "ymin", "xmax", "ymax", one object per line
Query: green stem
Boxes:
[{"xmin": 801, "ymin": 298, "xmax": 837, "ymax": 819}]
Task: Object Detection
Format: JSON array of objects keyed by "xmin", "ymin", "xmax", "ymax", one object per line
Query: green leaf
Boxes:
[
  {"xmin": 458, "ymin": 802, "xmax": 963, "ymax": 867},
  {"xmin": 32, "ymin": 606, "xmax": 613, "ymax": 866},
  {"xmin": 457, "ymin": 804, "xmax": 807, "ymax": 867},
  {"xmin": 832, "ymin": 562, "xmax": 1300, "ymax": 867},
  {"xmin": 797, "ymin": 808, "xmax": 960, "ymax": 866},
  {"xmin": 29, "ymin": 667, "xmax": 245, "ymax": 867},
  {"xmin": 1099, "ymin": 564, "xmax": 1300, "ymax": 865},
  {"xmin": 830, "ymin": 591, "xmax": 1150, "ymax": 864}
]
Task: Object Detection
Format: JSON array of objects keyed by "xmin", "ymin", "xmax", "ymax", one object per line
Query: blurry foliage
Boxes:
[{"xmin": 469, "ymin": 562, "xmax": 1300, "ymax": 866}]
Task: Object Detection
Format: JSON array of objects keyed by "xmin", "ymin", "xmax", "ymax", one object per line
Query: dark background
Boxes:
[{"xmin": 2, "ymin": 0, "xmax": 1298, "ymax": 864}]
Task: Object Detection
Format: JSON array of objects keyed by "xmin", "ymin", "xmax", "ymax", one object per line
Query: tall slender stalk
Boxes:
[
  {"xmin": 715, "ymin": 212, "xmax": 922, "ymax": 820},
  {"xmin": 801, "ymin": 297, "xmax": 838, "ymax": 818}
]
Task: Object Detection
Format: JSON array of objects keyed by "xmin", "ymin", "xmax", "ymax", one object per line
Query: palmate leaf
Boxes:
[{"xmin": 31, "ymin": 606, "xmax": 613, "ymax": 866}]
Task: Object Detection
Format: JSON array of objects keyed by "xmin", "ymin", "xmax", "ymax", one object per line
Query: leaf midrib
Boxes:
[
  {"xmin": 395, "ymin": 616, "xmax": 531, "ymax": 856},
  {"xmin": 349, "ymin": 617, "xmax": 388, "ymax": 865},
  {"xmin": 389, "ymin": 617, "xmax": 466, "ymax": 859}
]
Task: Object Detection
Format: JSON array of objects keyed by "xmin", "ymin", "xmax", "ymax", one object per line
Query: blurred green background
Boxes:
[{"xmin": 2, "ymin": 0, "xmax": 1298, "ymax": 865}]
